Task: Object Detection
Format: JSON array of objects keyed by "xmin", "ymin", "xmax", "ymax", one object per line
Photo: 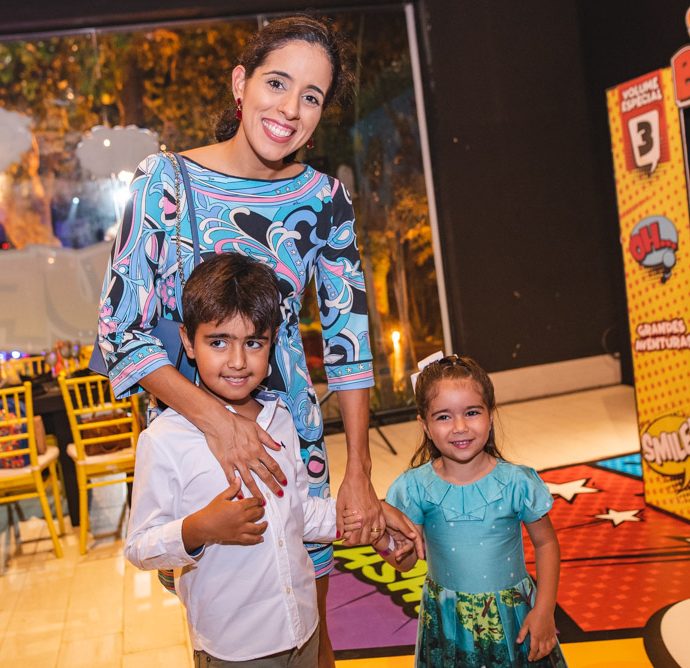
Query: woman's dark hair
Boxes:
[
  {"xmin": 182, "ymin": 253, "xmax": 282, "ymax": 342},
  {"xmin": 214, "ymin": 14, "xmax": 354, "ymax": 147},
  {"xmin": 409, "ymin": 355, "xmax": 502, "ymax": 468}
]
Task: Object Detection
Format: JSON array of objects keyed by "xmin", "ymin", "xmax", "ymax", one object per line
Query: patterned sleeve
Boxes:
[
  {"xmin": 386, "ymin": 471, "xmax": 424, "ymax": 525},
  {"xmin": 315, "ymin": 178, "xmax": 375, "ymax": 392},
  {"xmin": 97, "ymin": 153, "xmax": 179, "ymax": 398},
  {"xmin": 511, "ymin": 465, "xmax": 554, "ymax": 524}
]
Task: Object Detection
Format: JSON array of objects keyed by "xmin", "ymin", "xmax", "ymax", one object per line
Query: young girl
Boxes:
[{"xmin": 385, "ymin": 354, "xmax": 568, "ymax": 667}]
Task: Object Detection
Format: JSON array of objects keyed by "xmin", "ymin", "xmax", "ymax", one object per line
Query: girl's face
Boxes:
[
  {"xmin": 419, "ymin": 378, "xmax": 492, "ymax": 469},
  {"xmin": 232, "ymin": 40, "xmax": 333, "ymax": 170}
]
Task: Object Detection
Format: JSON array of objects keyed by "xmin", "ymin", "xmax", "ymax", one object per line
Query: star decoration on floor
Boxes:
[
  {"xmin": 594, "ymin": 508, "xmax": 642, "ymax": 526},
  {"xmin": 546, "ymin": 478, "xmax": 599, "ymax": 502}
]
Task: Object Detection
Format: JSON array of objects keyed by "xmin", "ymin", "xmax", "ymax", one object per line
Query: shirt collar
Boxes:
[{"xmin": 224, "ymin": 388, "xmax": 281, "ymax": 430}]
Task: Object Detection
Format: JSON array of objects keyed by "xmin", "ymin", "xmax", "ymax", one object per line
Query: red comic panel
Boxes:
[
  {"xmin": 529, "ymin": 464, "xmax": 690, "ymax": 631},
  {"xmin": 672, "ymin": 45, "xmax": 690, "ymax": 108}
]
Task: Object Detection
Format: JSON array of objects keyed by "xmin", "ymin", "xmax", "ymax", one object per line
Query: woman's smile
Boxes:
[{"xmin": 261, "ymin": 119, "xmax": 296, "ymax": 142}]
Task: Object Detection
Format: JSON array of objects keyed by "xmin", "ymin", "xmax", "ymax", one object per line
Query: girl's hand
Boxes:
[
  {"xmin": 204, "ymin": 408, "xmax": 286, "ymax": 503},
  {"xmin": 387, "ymin": 529, "xmax": 417, "ymax": 564},
  {"xmin": 372, "ymin": 528, "xmax": 418, "ymax": 571},
  {"xmin": 380, "ymin": 501, "xmax": 425, "ymax": 559},
  {"xmin": 516, "ymin": 607, "xmax": 558, "ymax": 661},
  {"xmin": 336, "ymin": 471, "xmax": 385, "ymax": 546}
]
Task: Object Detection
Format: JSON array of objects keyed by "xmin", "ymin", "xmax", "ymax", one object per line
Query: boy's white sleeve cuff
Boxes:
[{"xmin": 126, "ymin": 518, "xmax": 203, "ymax": 570}]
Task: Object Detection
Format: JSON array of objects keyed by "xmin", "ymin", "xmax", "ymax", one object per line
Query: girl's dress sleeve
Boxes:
[
  {"xmin": 97, "ymin": 153, "xmax": 179, "ymax": 398},
  {"xmin": 315, "ymin": 178, "xmax": 375, "ymax": 392},
  {"xmin": 386, "ymin": 471, "xmax": 425, "ymax": 525},
  {"xmin": 510, "ymin": 465, "xmax": 554, "ymax": 524}
]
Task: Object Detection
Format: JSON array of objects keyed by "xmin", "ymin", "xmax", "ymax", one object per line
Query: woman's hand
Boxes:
[
  {"xmin": 204, "ymin": 408, "xmax": 286, "ymax": 502},
  {"xmin": 141, "ymin": 367, "xmax": 287, "ymax": 503},
  {"xmin": 334, "ymin": 388, "xmax": 384, "ymax": 545},
  {"xmin": 336, "ymin": 470, "xmax": 385, "ymax": 546}
]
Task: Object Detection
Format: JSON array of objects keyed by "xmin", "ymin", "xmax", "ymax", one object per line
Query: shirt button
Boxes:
[
  {"xmin": 285, "ymin": 586, "xmax": 292, "ymax": 594},
  {"xmin": 278, "ymin": 539, "xmax": 284, "ymax": 547}
]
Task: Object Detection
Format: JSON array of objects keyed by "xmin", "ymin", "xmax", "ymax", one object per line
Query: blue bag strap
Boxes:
[{"xmin": 174, "ymin": 152, "xmax": 201, "ymax": 268}]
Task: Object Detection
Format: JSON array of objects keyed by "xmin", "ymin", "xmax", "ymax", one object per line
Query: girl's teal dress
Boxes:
[{"xmin": 386, "ymin": 459, "xmax": 568, "ymax": 667}]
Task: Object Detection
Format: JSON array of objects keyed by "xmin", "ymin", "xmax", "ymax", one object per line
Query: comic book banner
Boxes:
[
  {"xmin": 607, "ymin": 68, "xmax": 690, "ymax": 519},
  {"xmin": 618, "ymin": 71, "xmax": 670, "ymax": 174}
]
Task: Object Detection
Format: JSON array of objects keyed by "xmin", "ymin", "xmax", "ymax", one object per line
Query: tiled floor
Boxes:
[{"xmin": 0, "ymin": 384, "xmax": 685, "ymax": 667}]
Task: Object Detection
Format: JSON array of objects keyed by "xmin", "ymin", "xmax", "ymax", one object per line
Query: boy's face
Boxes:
[{"xmin": 180, "ymin": 314, "xmax": 272, "ymax": 408}]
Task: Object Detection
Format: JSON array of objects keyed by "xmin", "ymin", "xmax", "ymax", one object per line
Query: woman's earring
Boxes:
[
  {"xmin": 306, "ymin": 137, "xmax": 314, "ymax": 150},
  {"xmin": 235, "ymin": 98, "xmax": 242, "ymax": 122}
]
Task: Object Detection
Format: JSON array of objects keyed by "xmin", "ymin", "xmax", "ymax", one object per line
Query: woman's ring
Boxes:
[{"xmin": 370, "ymin": 527, "xmax": 383, "ymax": 533}]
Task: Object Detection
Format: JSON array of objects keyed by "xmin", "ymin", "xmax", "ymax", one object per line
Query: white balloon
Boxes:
[
  {"xmin": 0, "ymin": 108, "xmax": 33, "ymax": 172},
  {"xmin": 76, "ymin": 125, "xmax": 160, "ymax": 178}
]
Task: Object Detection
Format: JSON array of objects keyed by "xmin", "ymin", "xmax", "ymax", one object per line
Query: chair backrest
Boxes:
[
  {"xmin": 58, "ymin": 374, "xmax": 141, "ymax": 459},
  {"xmin": 0, "ymin": 382, "xmax": 39, "ymax": 470},
  {"xmin": 60, "ymin": 356, "xmax": 81, "ymax": 376},
  {"xmin": 10, "ymin": 356, "xmax": 49, "ymax": 378},
  {"xmin": 78, "ymin": 345, "xmax": 94, "ymax": 370},
  {"xmin": 1, "ymin": 356, "xmax": 49, "ymax": 386}
]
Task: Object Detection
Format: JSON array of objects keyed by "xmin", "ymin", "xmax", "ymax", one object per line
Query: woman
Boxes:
[{"xmin": 97, "ymin": 15, "xmax": 420, "ymax": 666}]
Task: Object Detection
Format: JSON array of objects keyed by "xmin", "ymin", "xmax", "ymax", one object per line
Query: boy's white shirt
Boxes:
[{"xmin": 124, "ymin": 391, "xmax": 336, "ymax": 662}]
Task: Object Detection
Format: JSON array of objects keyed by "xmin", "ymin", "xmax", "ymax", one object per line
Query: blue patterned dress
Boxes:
[
  {"xmin": 387, "ymin": 460, "xmax": 568, "ymax": 667},
  {"xmin": 97, "ymin": 153, "xmax": 374, "ymax": 574}
]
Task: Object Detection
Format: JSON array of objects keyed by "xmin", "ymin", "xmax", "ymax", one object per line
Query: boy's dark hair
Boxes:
[
  {"xmin": 410, "ymin": 354, "xmax": 502, "ymax": 468},
  {"xmin": 182, "ymin": 253, "xmax": 282, "ymax": 341}
]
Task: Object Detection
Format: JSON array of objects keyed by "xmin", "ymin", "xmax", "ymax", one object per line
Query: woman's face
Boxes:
[{"xmin": 232, "ymin": 40, "xmax": 333, "ymax": 169}]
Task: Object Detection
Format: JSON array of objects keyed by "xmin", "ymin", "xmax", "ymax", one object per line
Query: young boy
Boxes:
[{"xmin": 124, "ymin": 254, "xmax": 410, "ymax": 666}]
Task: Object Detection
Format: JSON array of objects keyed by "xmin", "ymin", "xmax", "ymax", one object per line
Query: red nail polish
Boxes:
[
  {"xmin": 336, "ymin": 531, "xmax": 341, "ymax": 539},
  {"xmin": 261, "ymin": 499, "xmax": 267, "ymax": 506},
  {"xmin": 281, "ymin": 479, "xmax": 288, "ymax": 486},
  {"xmin": 277, "ymin": 489, "xmax": 284, "ymax": 497},
  {"xmin": 237, "ymin": 493, "xmax": 244, "ymax": 499}
]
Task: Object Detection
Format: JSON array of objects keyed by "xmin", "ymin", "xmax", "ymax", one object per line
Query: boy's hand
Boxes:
[
  {"xmin": 516, "ymin": 607, "xmax": 558, "ymax": 661},
  {"xmin": 182, "ymin": 477, "xmax": 267, "ymax": 551},
  {"xmin": 339, "ymin": 509, "xmax": 363, "ymax": 541}
]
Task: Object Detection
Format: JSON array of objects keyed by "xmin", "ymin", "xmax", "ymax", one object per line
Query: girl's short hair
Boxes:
[
  {"xmin": 215, "ymin": 14, "xmax": 354, "ymax": 144},
  {"xmin": 182, "ymin": 253, "xmax": 282, "ymax": 342},
  {"xmin": 410, "ymin": 355, "xmax": 502, "ymax": 468}
]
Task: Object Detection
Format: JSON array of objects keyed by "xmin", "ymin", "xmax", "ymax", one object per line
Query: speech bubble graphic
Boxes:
[
  {"xmin": 629, "ymin": 215, "xmax": 678, "ymax": 282},
  {"xmin": 640, "ymin": 413, "xmax": 690, "ymax": 488},
  {"xmin": 628, "ymin": 109, "xmax": 661, "ymax": 174}
]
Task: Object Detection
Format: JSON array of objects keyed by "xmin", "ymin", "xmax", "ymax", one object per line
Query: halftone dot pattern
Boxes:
[
  {"xmin": 525, "ymin": 465, "xmax": 690, "ymax": 631},
  {"xmin": 607, "ymin": 68, "xmax": 690, "ymax": 519}
]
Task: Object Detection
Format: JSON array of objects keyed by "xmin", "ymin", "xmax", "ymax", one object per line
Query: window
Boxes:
[{"xmin": 0, "ymin": 6, "xmax": 443, "ymax": 412}]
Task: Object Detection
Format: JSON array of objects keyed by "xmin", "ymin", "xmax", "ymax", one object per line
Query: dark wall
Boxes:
[
  {"xmin": 415, "ymin": 0, "xmax": 690, "ymax": 377},
  {"xmin": 3, "ymin": 0, "xmax": 689, "ymax": 380}
]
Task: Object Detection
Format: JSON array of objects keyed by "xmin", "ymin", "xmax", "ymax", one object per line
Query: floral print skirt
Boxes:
[{"xmin": 416, "ymin": 575, "xmax": 568, "ymax": 667}]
